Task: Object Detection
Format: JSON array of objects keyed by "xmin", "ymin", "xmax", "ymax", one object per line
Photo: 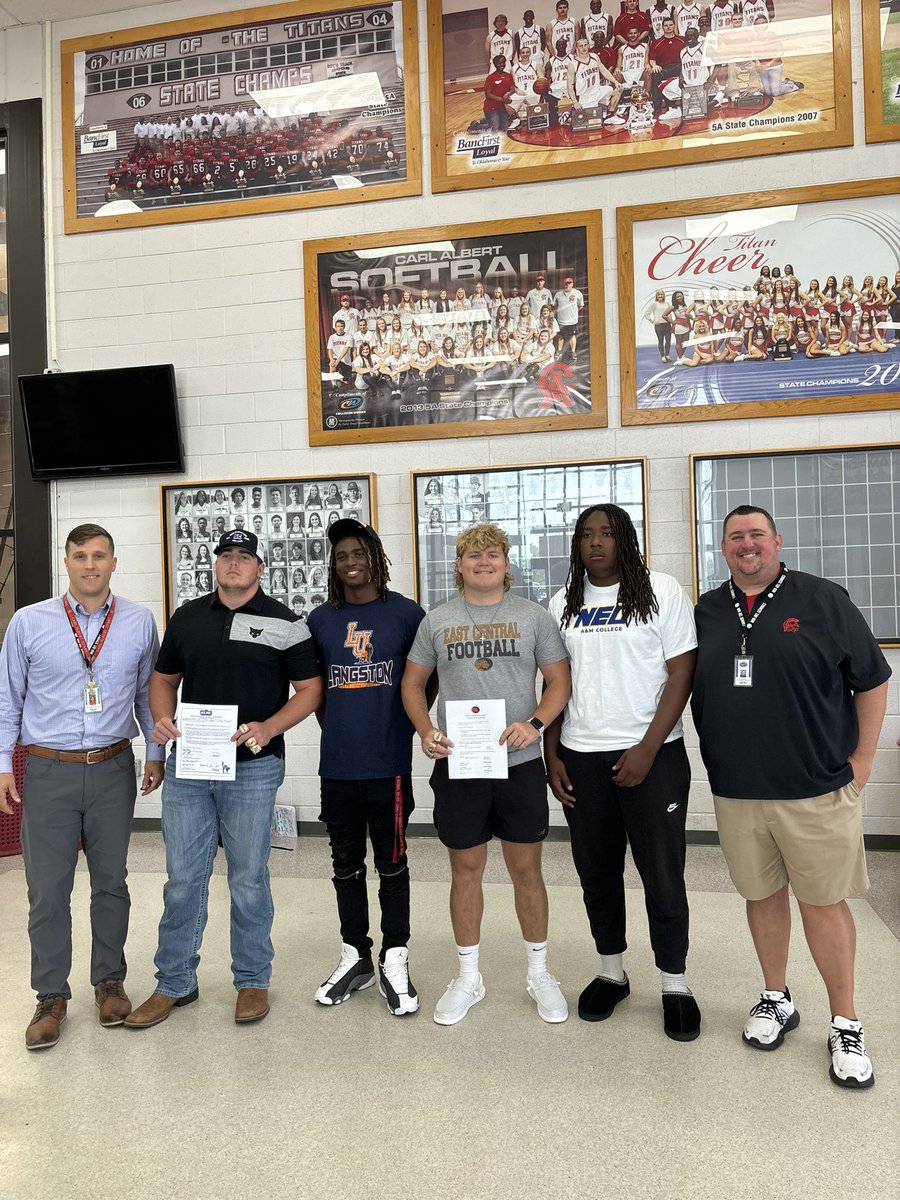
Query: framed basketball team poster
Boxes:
[
  {"xmin": 427, "ymin": 0, "xmax": 851, "ymax": 194},
  {"xmin": 160, "ymin": 473, "xmax": 375, "ymax": 619},
  {"xmin": 690, "ymin": 443, "xmax": 900, "ymax": 645},
  {"xmin": 410, "ymin": 457, "xmax": 647, "ymax": 609},
  {"xmin": 303, "ymin": 211, "xmax": 606, "ymax": 445},
  {"xmin": 617, "ymin": 177, "xmax": 900, "ymax": 427},
  {"xmin": 863, "ymin": 0, "xmax": 900, "ymax": 142},
  {"xmin": 61, "ymin": 0, "xmax": 421, "ymax": 233}
]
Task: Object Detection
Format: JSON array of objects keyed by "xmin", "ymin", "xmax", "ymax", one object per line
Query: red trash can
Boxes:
[{"xmin": 0, "ymin": 745, "xmax": 26, "ymax": 857}]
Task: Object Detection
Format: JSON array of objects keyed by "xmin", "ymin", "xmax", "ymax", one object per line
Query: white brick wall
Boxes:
[{"xmin": 7, "ymin": 0, "xmax": 897, "ymax": 830}]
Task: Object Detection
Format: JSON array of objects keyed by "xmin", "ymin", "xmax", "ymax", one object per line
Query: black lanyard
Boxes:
[{"xmin": 728, "ymin": 568, "xmax": 787, "ymax": 655}]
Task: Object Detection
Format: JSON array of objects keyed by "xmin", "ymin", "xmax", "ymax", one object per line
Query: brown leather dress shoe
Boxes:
[
  {"xmin": 235, "ymin": 988, "xmax": 269, "ymax": 1024},
  {"xmin": 25, "ymin": 996, "xmax": 67, "ymax": 1050},
  {"xmin": 94, "ymin": 979, "xmax": 132, "ymax": 1026},
  {"xmin": 123, "ymin": 987, "xmax": 199, "ymax": 1029}
]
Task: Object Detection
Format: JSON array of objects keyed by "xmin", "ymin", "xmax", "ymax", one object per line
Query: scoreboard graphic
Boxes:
[{"xmin": 62, "ymin": 0, "xmax": 421, "ymax": 232}]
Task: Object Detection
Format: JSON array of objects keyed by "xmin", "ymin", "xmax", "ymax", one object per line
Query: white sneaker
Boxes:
[
  {"xmin": 604, "ymin": 114, "xmax": 626, "ymax": 126},
  {"xmin": 829, "ymin": 1016, "xmax": 875, "ymax": 1089},
  {"xmin": 527, "ymin": 972, "xmax": 569, "ymax": 1023},
  {"xmin": 433, "ymin": 972, "xmax": 485, "ymax": 1025},
  {"xmin": 742, "ymin": 988, "xmax": 800, "ymax": 1050},
  {"xmin": 378, "ymin": 946, "xmax": 419, "ymax": 1017}
]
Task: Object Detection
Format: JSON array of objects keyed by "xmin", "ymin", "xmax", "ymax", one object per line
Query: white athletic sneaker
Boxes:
[
  {"xmin": 742, "ymin": 988, "xmax": 800, "ymax": 1050},
  {"xmin": 527, "ymin": 972, "xmax": 569, "ymax": 1023},
  {"xmin": 507, "ymin": 118, "xmax": 521, "ymax": 132},
  {"xmin": 828, "ymin": 1016, "xmax": 875, "ymax": 1089},
  {"xmin": 659, "ymin": 107, "xmax": 682, "ymax": 122},
  {"xmin": 433, "ymin": 973, "xmax": 485, "ymax": 1026},
  {"xmin": 378, "ymin": 946, "xmax": 419, "ymax": 1017},
  {"xmin": 604, "ymin": 114, "xmax": 626, "ymax": 126}
]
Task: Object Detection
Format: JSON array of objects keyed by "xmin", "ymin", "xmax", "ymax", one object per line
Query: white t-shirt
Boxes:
[{"xmin": 548, "ymin": 570, "xmax": 697, "ymax": 751}]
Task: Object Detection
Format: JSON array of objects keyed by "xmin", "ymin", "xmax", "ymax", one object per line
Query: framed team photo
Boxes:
[
  {"xmin": 303, "ymin": 211, "xmax": 606, "ymax": 446},
  {"xmin": 410, "ymin": 457, "xmax": 647, "ymax": 609},
  {"xmin": 690, "ymin": 443, "xmax": 900, "ymax": 646},
  {"xmin": 61, "ymin": 0, "xmax": 421, "ymax": 234},
  {"xmin": 863, "ymin": 0, "xmax": 900, "ymax": 143},
  {"xmin": 427, "ymin": 0, "xmax": 851, "ymax": 194},
  {"xmin": 617, "ymin": 177, "xmax": 900, "ymax": 427},
  {"xmin": 160, "ymin": 472, "xmax": 375, "ymax": 619}
]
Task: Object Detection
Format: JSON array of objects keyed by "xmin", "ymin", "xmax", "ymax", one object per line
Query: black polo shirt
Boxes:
[
  {"xmin": 691, "ymin": 569, "xmax": 891, "ymax": 800},
  {"xmin": 156, "ymin": 586, "xmax": 319, "ymax": 760}
]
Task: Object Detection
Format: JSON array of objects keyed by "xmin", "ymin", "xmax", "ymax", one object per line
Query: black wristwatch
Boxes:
[{"xmin": 528, "ymin": 716, "xmax": 544, "ymax": 733}]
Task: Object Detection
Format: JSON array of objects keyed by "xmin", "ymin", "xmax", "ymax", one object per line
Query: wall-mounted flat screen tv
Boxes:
[{"xmin": 19, "ymin": 364, "xmax": 185, "ymax": 481}]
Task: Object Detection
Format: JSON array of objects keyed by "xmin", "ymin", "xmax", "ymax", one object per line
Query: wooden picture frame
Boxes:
[
  {"xmin": 410, "ymin": 457, "xmax": 647, "ymax": 610},
  {"xmin": 303, "ymin": 210, "xmax": 606, "ymax": 445},
  {"xmin": 863, "ymin": 0, "xmax": 900, "ymax": 143},
  {"xmin": 427, "ymin": 0, "xmax": 851, "ymax": 195},
  {"xmin": 61, "ymin": 0, "xmax": 421, "ymax": 234},
  {"xmin": 160, "ymin": 472, "xmax": 375, "ymax": 619},
  {"xmin": 690, "ymin": 443, "xmax": 900, "ymax": 646},
  {"xmin": 617, "ymin": 177, "xmax": 900, "ymax": 426}
]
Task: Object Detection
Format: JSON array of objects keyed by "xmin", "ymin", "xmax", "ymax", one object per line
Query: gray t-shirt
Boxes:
[{"xmin": 407, "ymin": 592, "xmax": 567, "ymax": 766}]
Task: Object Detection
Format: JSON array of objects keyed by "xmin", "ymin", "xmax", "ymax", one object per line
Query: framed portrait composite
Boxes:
[
  {"xmin": 303, "ymin": 211, "xmax": 606, "ymax": 445},
  {"xmin": 691, "ymin": 443, "xmax": 900, "ymax": 646},
  {"xmin": 427, "ymin": 0, "xmax": 851, "ymax": 194},
  {"xmin": 61, "ymin": 0, "xmax": 421, "ymax": 234},
  {"xmin": 161, "ymin": 473, "xmax": 375, "ymax": 620},
  {"xmin": 617, "ymin": 177, "xmax": 900, "ymax": 426},
  {"xmin": 410, "ymin": 458, "xmax": 647, "ymax": 610},
  {"xmin": 863, "ymin": 0, "xmax": 900, "ymax": 142}
]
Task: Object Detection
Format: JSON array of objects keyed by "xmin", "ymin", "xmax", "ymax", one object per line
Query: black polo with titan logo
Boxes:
[{"xmin": 156, "ymin": 587, "xmax": 319, "ymax": 760}]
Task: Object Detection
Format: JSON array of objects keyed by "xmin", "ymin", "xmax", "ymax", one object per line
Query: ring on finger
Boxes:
[
  {"xmin": 246, "ymin": 737, "xmax": 258, "ymax": 748},
  {"xmin": 239, "ymin": 724, "xmax": 249, "ymax": 734},
  {"xmin": 433, "ymin": 731, "xmax": 443, "ymax": 745}
]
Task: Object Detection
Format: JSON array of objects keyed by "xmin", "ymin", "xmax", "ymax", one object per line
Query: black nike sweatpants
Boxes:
[{"xmin": 560, "ymin": 737, "xmax": 691, "ymax": 974}]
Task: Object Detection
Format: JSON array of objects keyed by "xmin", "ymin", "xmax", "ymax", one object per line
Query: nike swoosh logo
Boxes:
[{"xmin": 667, "ymin": 803, "xmax": 679, "ymax": 813}]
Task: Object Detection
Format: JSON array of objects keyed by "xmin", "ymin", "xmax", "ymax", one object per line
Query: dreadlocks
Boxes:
[
  {"xmin": 559, "ymin": 504, "xmax": 658, "ymax": 628},
  {"xmin": 326, "ymin": 536, "xmax": 393, "ymax": 606}
]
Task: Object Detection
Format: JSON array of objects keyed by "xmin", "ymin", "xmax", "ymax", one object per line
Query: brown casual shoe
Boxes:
[
  {"xmin": 94, "ymin": 979, "xmax": 132, "ymax": 1027},
  {"xmin": 235, "ymin": 988, "xmax": 269, "ymax": 1024},
  {"xmin": 25, "ymin": 996, "xmax": 67, "ymax": 1050},
  {"xmin": 123, "ymin": 987, "xmax": 199, "ymax": 1029}
]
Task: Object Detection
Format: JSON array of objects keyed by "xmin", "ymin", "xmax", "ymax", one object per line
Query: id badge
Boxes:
[
  {"xmin": 84, "ymin": 679, "xmax": 103, "ymax": 712},
  {"xmin": 733, "ymin": 656, "xmax": 753, "ymax": 688}
]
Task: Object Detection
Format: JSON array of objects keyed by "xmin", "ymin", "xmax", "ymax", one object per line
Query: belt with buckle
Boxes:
[{"xmin": 27, "ymin": 739, "xmax": 131, "ymax": 765}]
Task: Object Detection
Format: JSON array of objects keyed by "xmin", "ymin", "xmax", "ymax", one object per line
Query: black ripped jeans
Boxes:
[{"xmin": 319, "ymin": 775, "xmax": 414, "ymax": 956}]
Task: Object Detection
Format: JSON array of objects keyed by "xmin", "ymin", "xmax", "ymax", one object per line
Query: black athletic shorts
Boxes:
[{"xmin": 429, "ymin": 755, "xmax": 549, "ymax": 850}]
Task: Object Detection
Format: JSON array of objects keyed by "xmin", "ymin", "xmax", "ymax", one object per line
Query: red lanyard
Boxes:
[{"xmin": 62, "ymin": 594, "xmax": 116, "ymax": 678}]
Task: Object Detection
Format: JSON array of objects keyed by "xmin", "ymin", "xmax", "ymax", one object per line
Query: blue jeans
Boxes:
[{"xmin": 154, "ymin": 754, "xmax": 285, "ymax": 995}]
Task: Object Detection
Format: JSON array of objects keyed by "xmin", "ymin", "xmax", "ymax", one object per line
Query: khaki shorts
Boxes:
[{"xmin": 713, "ymin": 783, "xmax": 869, "ymax": 906}]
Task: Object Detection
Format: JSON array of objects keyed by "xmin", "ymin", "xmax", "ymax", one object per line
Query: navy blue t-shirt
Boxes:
[{"xmin": 306, "ymin": 591, "xmax": 425, "ymax": 779}]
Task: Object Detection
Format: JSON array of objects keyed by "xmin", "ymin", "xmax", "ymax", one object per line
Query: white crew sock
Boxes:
[
  {"xmin": 524, "ymin": 939, "xmax": 548, "ymax": 980},
  {"xmin": 661, "ymin": 970, "xmax": 692, "ymax": 995},
  {"xmin": 456, "ymin": 943, "xmax": 480, "ymax": 980},
  {"xmin": 599, "ymin": 953, "xmax": 625, "ymax": 982}
]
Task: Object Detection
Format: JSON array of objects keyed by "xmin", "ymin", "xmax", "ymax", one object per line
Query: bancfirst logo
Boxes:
[{"xmin": 573, "ymin": 605, "xmax": 625, "ymax": 630}]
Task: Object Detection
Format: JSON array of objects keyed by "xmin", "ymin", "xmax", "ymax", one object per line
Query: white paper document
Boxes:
[
  {"xmin": 445, "ymin": 699, "xmax": 508, "ymax": 780},
  {"xmin": 175, "ymin": 702, "xmax": 239, "ymax": 780}
]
